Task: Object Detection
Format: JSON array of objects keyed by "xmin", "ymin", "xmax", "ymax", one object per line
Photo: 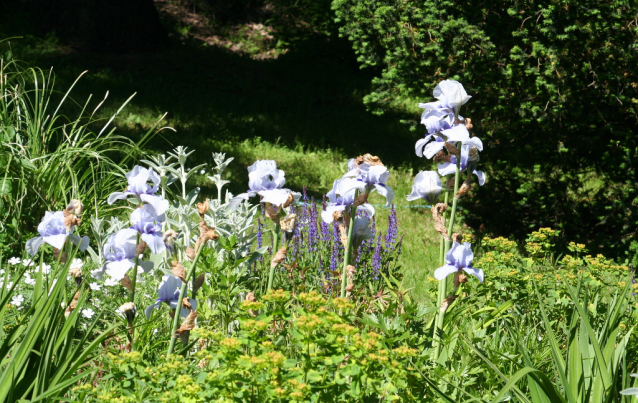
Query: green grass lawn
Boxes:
[{"xmin": 0, "ymin": 8, "xmax": 449, "ymax": 301}]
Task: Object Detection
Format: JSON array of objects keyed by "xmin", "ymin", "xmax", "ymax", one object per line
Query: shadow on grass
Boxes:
[{"xmin": 6, "ymin": 29, "xmax": 423, "ymax": 198}]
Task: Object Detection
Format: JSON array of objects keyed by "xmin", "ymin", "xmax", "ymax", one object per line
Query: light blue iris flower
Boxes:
[
  {"xmin": 108, "ymin": 166, "xmax": 169, "ymax": 215},
  {"xmin": 26, "ymin": 211, "xmax": 89, "ymax": 256},
  {"xmin": 145, "ymin": 275, "xmax": 196, "ymax": 319},
  {"xmin": 434, "ymin": 242, "xmax": 484, "ymax": 283}
]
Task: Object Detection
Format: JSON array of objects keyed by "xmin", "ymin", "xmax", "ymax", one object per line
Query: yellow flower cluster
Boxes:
[
  {"xmin": 483, "ymin": 236, "xmax": 517, "ymax": 251},
  {"xmin": 392, "ymin": 345, "xmax": 418, "ymax": 357},
  {"xmin": 560, "ymin": 254, "xmax": 582, "ymax": 270},
  {"xmin": 192, "ymin": 327, "xmax": 222, "ymax": 341},
  {"xmin": 525, "ymin": 242, "xmax": 543, "ymax": 255},
  {"xmin": 505, "ymin": 269, "xmax": 519, "ymax": 277},
  {"xmin": 584, "ymin": 254, "xmax": 629, "ymax": 273},
  {"xmin": 107, "ymin": 351, "xmax": 142, "ymax": 366},
  {"xmin": 240, "ymin": 300, "xmax": 265, "ymax": 311},
  {"xmin": 567, "ymin": 241, "xmax": 588, "ymax": 253},
  {"xmin": 295, "ymin": 313, "xmax": 324, "ymax": 331},
  {"xmin": 242, "ymin": 319, "xmax": 269, "ymax": 332},
  {"xmin": 331, "ymin": 323, "xmax": 358, "ymax": 336},
  {"xmin": 220, "ymin": 337, "xmax": 242, "ymax": 350},
  {"xmin": 261, "ymin": 288, "xmax": 290, "ymax": 303},
  {"xmin": 297, "ymin": 291, "xmax": 327, "ymax": 306},
  {"xmin": 331, "ymin": 297, "xmax": 354, "ymax": 311}
]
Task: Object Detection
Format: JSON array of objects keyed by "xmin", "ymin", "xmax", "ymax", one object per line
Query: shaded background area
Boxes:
[
  {"xmin": 0, "ymin": 0, "xmax": 422, "ymax": 197},
  {"xmin": 1, "ymin": 0, "xmax": 635, "ymax": 265}
]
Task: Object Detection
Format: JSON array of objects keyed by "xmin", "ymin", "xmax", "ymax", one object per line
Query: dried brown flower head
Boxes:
[
  {"xmin": 163, "ymin": 229, "xmax": 178, "ymax": 243},
  {"xmin": 120, "ymin": 275, "xmax": 133, "ymax": 292},
  {"xmin": 196, "ymin": 199, "xmax": 210, "ymax": 215},
  {"xmin": 283, "ymin": 192, "xmax": 294, "ymax": 208},
  {"xmin": 265, "ymin": 203, "xmax": 279, "ymax": 222},
  {"xmin": 64, "ymin": 291, "xmax": 81, "ymax": 317},
  {"xmin": 171, "ymin": 261, "xmax": 187, "ymax": 282},
  {"xmin": 431, "ymin": 203, "xmax": 450, "ymax": 241},
  {"xmin": 136, "ymin": 240, "xmax": 148, "ymax": 255},
  {"xmin": 66, "ymin": 199, "xmax": 84, "ymax": 216},
  {"xmin": 186, "ymin": 247, "xmax": 196, "ymax": 261},
  {"xmin": 353, "ymin": 193, "xmax": 369, "ymax": 209},
  {"xmin": 69, "ymin": 267, "xmax": 82, "ymax": 278},
  {"xmin": 354, "ymin": 153, "xmax": 384, "ymax": 167},
  {"xmin": 280, "ymin": 213, "xmax": 297, "ymax": 233},
  {"xmin": 271, "ymin": 247, "xmax": 288, "ymax": 268}
]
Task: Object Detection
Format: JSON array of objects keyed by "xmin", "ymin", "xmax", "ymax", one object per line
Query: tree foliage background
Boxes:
[{"xmin": 333, "ymin": 0, "xmax": 638, "ymax": 260}]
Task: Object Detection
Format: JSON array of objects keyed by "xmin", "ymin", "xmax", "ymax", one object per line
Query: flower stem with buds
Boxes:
[
  {"xmin": 167, "ymin": 244, "xmax": 205, "ymax": 356},
  {"xmin": 433, "ymin": 149, "xmax": 461, "ymax": 361}
]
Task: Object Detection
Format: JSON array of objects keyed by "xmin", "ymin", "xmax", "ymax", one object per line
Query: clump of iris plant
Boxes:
[
  {"xmin": 320, "ymin": 153, "xmax": 394, "ymax": 298},
  {"xmin": 230, "ymin": 159, "xmax": 300, "ymax": 291},
  {"xmin": 408, "ymin": 79, "xmax": 487, "ymax": 361},
  {"xmin": 94, "ymin": 165, "xmax": 172, "ymax": 335}
]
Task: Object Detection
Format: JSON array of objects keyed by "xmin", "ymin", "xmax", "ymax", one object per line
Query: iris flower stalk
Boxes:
[
  {"xmin": 339, "ymin": 191, "xmax": 358, "ymax": 298},
  {"xmin": 167, "ymin": 244, "xmax": 205, "ymax": 356},
  {"xmin": 267, "ymin": 220, "xmax": 282, "ymax": 291},
  {"xmin": 432, "ymin": 146, "xmax": 461, "ymax": 360}
]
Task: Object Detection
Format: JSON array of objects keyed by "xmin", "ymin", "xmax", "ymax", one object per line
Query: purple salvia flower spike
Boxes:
[{"xmin": 372, "ymin": 232, "xmax": 383, "ymax": 281}]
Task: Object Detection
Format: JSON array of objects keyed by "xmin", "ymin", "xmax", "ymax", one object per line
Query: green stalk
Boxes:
[
  {"xmin": 438, "ymin": 191, "xmax": 449, "ymax": 266},
  {"xmin": 433, "ymin": 150, "xmax": 461, "ymax": 361},
  {"xmin": 340, "ymin": 203, "xmax": 357, "ymax": 298},
  {"xmin": 267, "ymin": 223, "xmax": 281, "ymax": 291},
  {"xmin": 128, "ymin": 233, "xmax": 141, "ymax": 303},
  {"xmin": 167, "ymin": 244, "xmax": 205, "ymax": 356}
]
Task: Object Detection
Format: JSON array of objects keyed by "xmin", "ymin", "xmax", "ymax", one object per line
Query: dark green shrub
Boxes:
[{"xmin": 333, "ymin": 0, "xmax": 638, "ymax": 259}]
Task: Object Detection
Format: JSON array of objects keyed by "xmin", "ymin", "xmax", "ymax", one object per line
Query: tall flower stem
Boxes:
[
  {"xmin": 433, "ymin": 152, "xmax": 461, "ymax": 361},
  {"xmin": 128, "ymin": 233, "xmax": 141, "ymax": 304},
  {"xmin": 340, "ymin": 203, "xmax": 357, "ymax": 298},
  {"xmin": 438, "ymin": 192, "xmax": 449, "ymax": 266},
  {"xmin": 267, "ymin": 223, "xmax": 281, "ymax": 291},
  {"xmin": 167, "ymin": 244, "xmax": 205, "ymax": 356}
]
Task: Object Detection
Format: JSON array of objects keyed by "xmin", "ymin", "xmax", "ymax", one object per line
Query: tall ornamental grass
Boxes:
[{"xmin": 0, "ymin": 50, "xmax": 168, "ymax": 252}]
